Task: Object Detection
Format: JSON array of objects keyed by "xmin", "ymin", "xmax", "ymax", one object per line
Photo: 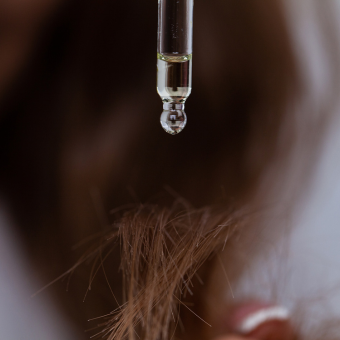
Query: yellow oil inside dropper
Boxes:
[{"xmin": 157, "ymin": 0, "xmax": 193, "ymax": 135}]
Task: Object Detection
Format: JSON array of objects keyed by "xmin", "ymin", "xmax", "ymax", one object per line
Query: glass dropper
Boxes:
[{"xmin": 157, "ymin": 0, "xmax": 194, "ymax": 135}]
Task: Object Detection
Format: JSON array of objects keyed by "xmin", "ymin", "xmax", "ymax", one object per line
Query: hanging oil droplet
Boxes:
[{"xmin": 160, "ymin": 103, "xmax": 187, "ymax": 135}]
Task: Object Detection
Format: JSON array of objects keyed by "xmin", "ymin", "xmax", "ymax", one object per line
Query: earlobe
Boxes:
[
  {"xmin": 226, "ymin": 303, "xmax": 295, "ymax": 340},
  {"xmin": 213, "ymin": 336, "xmax": 257, "ymax": 340}
]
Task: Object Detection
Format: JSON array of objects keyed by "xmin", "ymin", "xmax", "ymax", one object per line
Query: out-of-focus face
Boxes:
[
  {"xmin": 0, "ymin": 0, "xmax": 62, "ymax": 99},
  {"xmin": 1, "ymin": 1, "xmax": 338, "ymax": 339}
]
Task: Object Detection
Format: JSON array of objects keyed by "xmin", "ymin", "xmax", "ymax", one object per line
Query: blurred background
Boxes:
[{"xmin": 0, "ymin": 0, "xmax": 340, "ymax": 339}]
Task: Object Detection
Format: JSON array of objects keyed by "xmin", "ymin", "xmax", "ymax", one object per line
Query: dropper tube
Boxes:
[{"xmin": 157, "ymin": 0, "xmax": 193, "ymax": 135}]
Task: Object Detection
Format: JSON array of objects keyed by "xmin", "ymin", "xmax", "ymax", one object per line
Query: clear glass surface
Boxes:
[
  {"xmin": 157, "ymin": 53, "xmax": 192, "ymax": 104},
  {"xmin": 157, "ymin": 0, "xmax": 193, "ymax": 134},
  {"xmin": 158, "ymin": 0, "xmax": 193, "ymax": 55}
]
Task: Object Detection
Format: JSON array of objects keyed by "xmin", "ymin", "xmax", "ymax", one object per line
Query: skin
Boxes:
[
  {"xmin": 214, "ymin": 317, "xmax": 294, "ymax": 340},
  {"xmin": 214, "ymin": 337, "xmax": 255, "ymax": 340},
  {"xmin": 210, "ymin": 300, "xmax": 295, "ymax": 340}
]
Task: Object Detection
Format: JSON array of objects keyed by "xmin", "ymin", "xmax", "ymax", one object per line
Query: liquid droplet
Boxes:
[{"xmin": 160, "ymin": 108, "xmax": 187, "ymax": 135}]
